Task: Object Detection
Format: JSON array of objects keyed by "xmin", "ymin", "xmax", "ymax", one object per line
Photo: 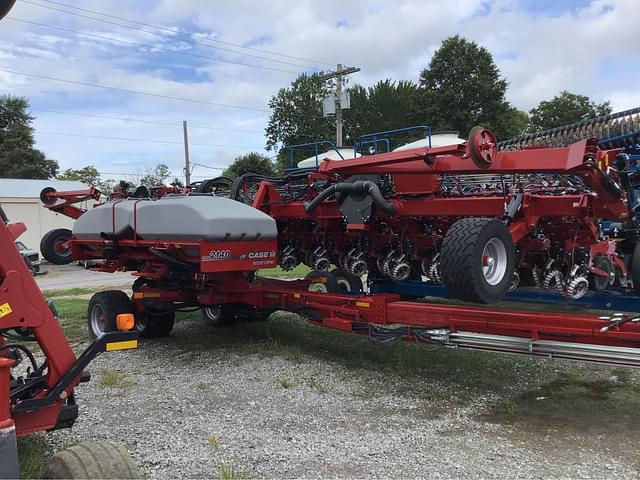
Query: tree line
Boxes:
[{"xmin": 0, "ymin": 35, "xmax": 612, "ymax": 184}]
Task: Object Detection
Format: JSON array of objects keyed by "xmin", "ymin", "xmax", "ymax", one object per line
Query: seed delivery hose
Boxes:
[{"xmin": 304, "ymin": 180, "xmax": 395, "ymax": 214}]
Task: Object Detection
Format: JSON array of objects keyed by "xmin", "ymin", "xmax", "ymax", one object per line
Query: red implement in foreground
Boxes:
[{"xmin": 0, "ymin": 205, "xmax": 138, "ymax": 478}]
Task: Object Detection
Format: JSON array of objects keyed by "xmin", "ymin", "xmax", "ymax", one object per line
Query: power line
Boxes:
[
  {"xmin": 20, "ymin": 0, "xmax": 325, "ymax": 70},
  {"xmin": 31, "ymin": 108, "xmax": 264, "ymax": 133},
  {"xmin": 42, "ymin": 0, "xmax": 333, "ymax": 67},
  {"xmin": 37, "ymin": 131, "xmax": 265, "ymax": 149},
  {"xmin": 0, "ymin": 68, "xmax": 269, "ymax": 112},
  {"xmin": 7, "ymin": 17, "xmax": 301, "ymax": 75}
]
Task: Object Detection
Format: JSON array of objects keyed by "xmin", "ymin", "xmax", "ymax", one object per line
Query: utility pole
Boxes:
[
  {"xmin": 182, "ymin": 120, "xmax": 191, "ymax": 186},
  {"xmin": 321, "ymin": 64, "xmax": 360, "ymax": 147}
]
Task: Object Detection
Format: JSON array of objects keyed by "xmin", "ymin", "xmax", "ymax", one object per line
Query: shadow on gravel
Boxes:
[
  {"xmin": 483, "ymin": 367, "xmax": 640, "ymax": 433},
  {"xmin": 163, "ymin": 311, "xmax": 549, "ymax": 401}
]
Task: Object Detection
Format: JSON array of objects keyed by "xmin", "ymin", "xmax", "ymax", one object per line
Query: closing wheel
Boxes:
[
  {"xmin": 40, "ymin": 228, "xmax": 73, "ymax": 265},
  {"xmin": 589, "ymin": 254, "xmax": 613, "ymax": 292},
  {"xmin": 202, "ymin": 305, "xmax": 224, "ymax": 326},
  {"xmin": 468, "ymin": 126, "xmax": 497, "ymax": 169},
  {"xmin": 305, "ymin": 270, "xmax": 339, "ymax": 293},
  {"xmin": 42, "ymin": 440, "xmax": 141, "ymax": 479},
  {"xmin": 201, "ymin": 304, "xmax": 239, "ymax": 327},
  {"xmin": 87, "ymin": 291, "xmax": 133, "ymax": 339},
  {"xmin": 440, "ymin": 217, "xmax": 516, "ymax": 303},
  {"xmin": 331, "ymin": 268, "xmax": 363, "ymax": 294}
]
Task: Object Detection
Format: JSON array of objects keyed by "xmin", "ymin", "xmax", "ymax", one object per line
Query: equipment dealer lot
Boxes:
[{"xmin": 32, "ymin": 285, "xmax": 640, "ymax": 478}]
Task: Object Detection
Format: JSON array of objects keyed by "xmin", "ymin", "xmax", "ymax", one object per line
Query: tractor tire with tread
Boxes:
[
  {"xmin": 42, "ymin": 440, "xmax": 141, "ymax": 479},
  {"xmin": 40, "ymin": 228, "xmax": 73, "ymax": 265},
  {"xmin": 440, "ymin": 217, "xmax": 515, "ymax": 304},
  {"xmin": 87, "ymin": 290, "xmax": 133, "ymax": 339}
]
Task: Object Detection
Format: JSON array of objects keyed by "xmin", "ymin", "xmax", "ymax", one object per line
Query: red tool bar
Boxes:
[{"xmin": 318, "ymin": 140, "xmax": 596, "ymax": 176}]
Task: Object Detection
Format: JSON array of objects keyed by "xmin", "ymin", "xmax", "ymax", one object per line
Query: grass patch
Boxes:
[
  {"xmin": 279, "ymin": 377, "xmax": 294, "ymax": 389},
  {"xmin": 258, "ymin": 264, "xmax": 310, "ymax": 278},
  {"xmin": 51, "ymin": 297, "xmax": 89, "ymax": 342},
  {"xmin": 43, "ymin": 287, "xmax": 102, "ymax": 298},
  {"xmin": 99, "ymin": 369, "xmax": 135, "ymax": 388},
  {"xmin": 217, "ymin": 462, "xmax": 246, "ymax": 480},
  {"xmin": 18, "ymin": 434, "xmax": 51, "ymax": 479},
  {"xmin": 207, "ymin": 435, "xmax": 220, "ymax": 450}
]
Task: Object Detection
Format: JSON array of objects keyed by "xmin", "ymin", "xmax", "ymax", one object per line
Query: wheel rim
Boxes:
[
  {"xmin": 90, "ymin": 304, "xmax": 107, "ymax": 336},
  {"xmin": 54, "ymin": 237, "xmax": 71, "ymax": 256},
  {"xmin": 481, "ymin": 237, "xmax": 508, "ymax": 286},
  {"xmin": 204, "ymin": 306, "xmax": 222, "ymax": 320},
  {"xmin": 336, "ymin": 277, "xmax": 351, "ymax": 292},
  {"xmin": 308, "ymin": 282, "xmax": 328, "ymax": 293}
]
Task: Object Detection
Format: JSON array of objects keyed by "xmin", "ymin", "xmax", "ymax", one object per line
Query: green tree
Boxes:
[
  {"xmin": 170, "ymin": 177, "xmax": 184, "ymax": 188},
  {"xmin": 57, "ymin": 165, "xmax": 100, "ymax": 185},
  {"xmin": 343, "ymin": 80, "xmax": 420, "ymax": 144},
  {"xmin": 139, "ymin": 163, "xmax": 170, "ymax": 187},
  {"xmin": 0, "ymin": 95, "xmax": 58, "ymax": 179},
  {"xmin": 529, "ymin": 91, "xmax": 612, "ymax": 131},
  {"xmin": 265, "ymin": 73, "xmax": 332, "ymax": 162},
  {"xmin": 223, "ymin": 152, "xmax": 275, "ymax": 179},
  {"xmin": 413, "ymin": 35, "xmax": 517, "ymax": 139},
  {"xmin": 496, "ymin": 106, "xmax": 530, "ymax": 139}
]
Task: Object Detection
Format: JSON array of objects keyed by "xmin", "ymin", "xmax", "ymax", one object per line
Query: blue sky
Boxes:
[{"xmin": 0, "ymin": 0, "xmax": 638, "ymax": 183}]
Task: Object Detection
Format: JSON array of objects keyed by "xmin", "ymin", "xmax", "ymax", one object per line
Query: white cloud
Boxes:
[{"xmin": 0, "ymin": 0, "xmax": 638, "ymax": 180}]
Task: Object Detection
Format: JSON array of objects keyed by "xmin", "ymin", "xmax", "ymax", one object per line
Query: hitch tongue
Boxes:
[{"xmin": 599, "ymin": 313, "xmax": 640, "ymax": 333}]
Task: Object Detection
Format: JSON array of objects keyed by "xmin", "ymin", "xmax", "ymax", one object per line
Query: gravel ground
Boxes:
[
  {"xmin": 39, "ymin": 313, "xmax": 640, "ymax": 479},
  {"xmin": 36, "ymin": 262, "xmax": 133, "ymax": 291}
]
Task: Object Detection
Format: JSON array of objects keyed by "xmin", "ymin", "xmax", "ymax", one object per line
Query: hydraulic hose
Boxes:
[{"xmin": 304, "ymin": 180, "xmax": 395, "ymax": 214}]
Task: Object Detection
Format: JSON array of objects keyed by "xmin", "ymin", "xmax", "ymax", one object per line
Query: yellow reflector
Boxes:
[
  {"xmin": 116, "ymin": 313, "xmax": 135, "ymax": 331},
  {"xmin": 132, "ymin": 292, "xmax": 144, "ymax": 299},
  {"xmin": 355, "ymin": 301, "xmax": 370, "ymax": 308},
  {"xmin": 106, "ymin": 340, "xmax": 138, "ymax": 351},
  {"xmin": 0, "ymin": 302, "xmax": 12, "ymax": 319},
  {"xmin": 294, "ymin": 293, "xmax": 301, "ymax": 299}
]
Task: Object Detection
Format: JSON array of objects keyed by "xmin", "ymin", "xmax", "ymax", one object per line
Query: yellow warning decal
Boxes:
[
  {"xmin": 355, "ymin": 301, "xmax": 370, "ymax": 308},
  {"xmin": 0, "ymin": 303, "xmax": 12, "ymax": 319},
  {"xmin": 106, "ymin": 340, "xmax": 138, "ymax": 351}
]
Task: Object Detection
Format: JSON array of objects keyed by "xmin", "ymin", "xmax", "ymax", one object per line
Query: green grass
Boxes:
[
  {"xmin": 18, "ymin": 434, "xmax": 52, "ymax": 479},
  {"xmin": 99, "ymin": 369, "xmax": 135, "ymax": 388},
  {"xmin": 279, "ymin": 377, "xmax": 294, "ymax": 389},
  {"xmin": 217, "ymin": 462, "xmax": 246, "ymax": 480},
  {"xmin": 43, "ymin": 287, "xmax": 104, "ymax": 298},
  {"xmin": 52, "ymin": 297, "xmax": 90, "ymax": 342},
  {"xmin": 258, "ymin": 264, "xmax": 310, "ymax": 278}
]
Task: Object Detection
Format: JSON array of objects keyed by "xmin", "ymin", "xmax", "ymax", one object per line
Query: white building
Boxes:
[{"xmin": 0, "ymin": 178, "xmax": 90, "ymax": 253}]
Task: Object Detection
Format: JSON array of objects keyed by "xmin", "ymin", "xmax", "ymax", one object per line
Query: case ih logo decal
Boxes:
[
  {"xmin": 208, "ymin": 250, "xmax": 276, "ymax": 261},
  {"xmin": 209, "ymin": 249, "xmax": 231, "ymax": 260},
  {"xmin": 247, "ymin": 251, "xmax": 276, "ymax": 259}
]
